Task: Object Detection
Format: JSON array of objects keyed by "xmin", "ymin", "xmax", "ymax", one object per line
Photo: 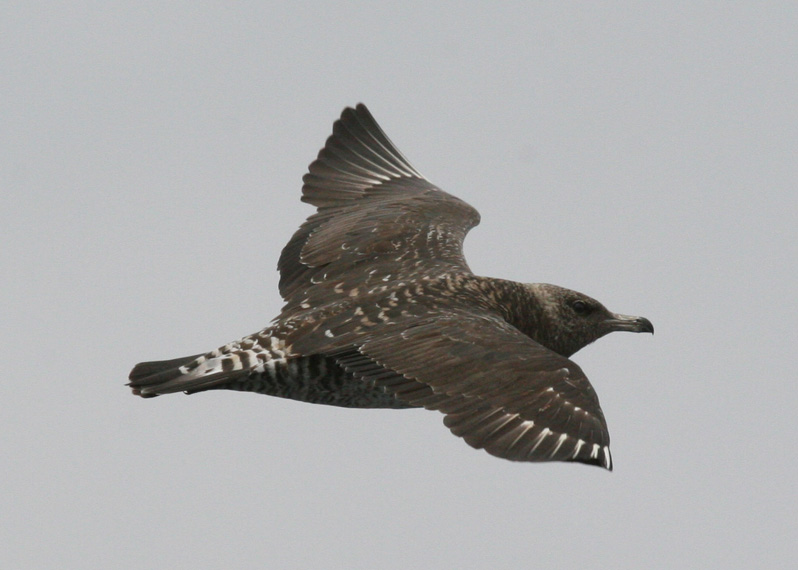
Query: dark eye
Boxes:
[{"xmin": 572, "ymin": 300, "xmax": 590, "ymax": 315}]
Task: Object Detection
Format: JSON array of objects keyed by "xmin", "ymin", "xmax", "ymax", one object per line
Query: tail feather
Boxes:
[
  {"xmin": 128, "ymin": 347, "xmax": 272, "ymax": 397},
  {"xmin": 129, "ymin": 354, "xmax": 203, "ymax": 381},
  {"xmin": 128, "ymin": 354, "xmax": 207, "ymax": 397}
]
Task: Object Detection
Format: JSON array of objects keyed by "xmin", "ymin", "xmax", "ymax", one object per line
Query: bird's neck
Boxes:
[{"xmin": 465, "ymin": 277, "xmax": 549, "ymax": 344}]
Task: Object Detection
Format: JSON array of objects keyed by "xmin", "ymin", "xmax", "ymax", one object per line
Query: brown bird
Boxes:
[{"xmin": 128, "ymin": 104, "xmax": 653, "ymax": 470}]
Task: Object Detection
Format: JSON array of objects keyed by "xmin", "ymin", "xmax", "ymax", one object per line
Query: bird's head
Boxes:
[{"xmin": 525, "ymin": 283, "xmax": 654, "ymax": 357}]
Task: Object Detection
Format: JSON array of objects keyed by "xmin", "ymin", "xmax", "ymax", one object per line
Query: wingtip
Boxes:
[
  {"xmin": 567, "ymin": 450, "xmax": 613, "ymax": 471},
  {"xmin": 339, "ymin": 102, "xmax": 371, "ymax": 123}
]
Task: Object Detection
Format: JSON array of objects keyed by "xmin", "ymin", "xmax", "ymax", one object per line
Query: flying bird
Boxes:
[{"xmin": 129, "ymin": 104, "xmax": 653, "ymax": 470}]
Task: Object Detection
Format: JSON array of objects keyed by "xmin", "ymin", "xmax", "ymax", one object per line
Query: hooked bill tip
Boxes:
[
  {"xmin": 608, "ymin": 314, "xmax": 654, "ymax": 334},
  {"xmin": 638, "ymin": 317, "xmax": 654, "ymax": 334}
]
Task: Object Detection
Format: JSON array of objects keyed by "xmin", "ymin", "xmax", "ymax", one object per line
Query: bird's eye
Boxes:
[{"xmin": 572, "ymin": 300, "xmax": 590, "ymax": 315}]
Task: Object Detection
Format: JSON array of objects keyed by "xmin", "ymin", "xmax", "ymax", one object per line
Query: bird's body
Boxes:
[{"xmin": 129, "ymin": 104, "xmax": 653, "ymax": 470}]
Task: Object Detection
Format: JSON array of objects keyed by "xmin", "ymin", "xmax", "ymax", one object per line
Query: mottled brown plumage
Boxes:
[{"xmin": 129, "ymin": 104, "xmax": 653, "ymax": 470}]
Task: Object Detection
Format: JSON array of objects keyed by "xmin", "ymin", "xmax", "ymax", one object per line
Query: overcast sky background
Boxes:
[{"xmin": 3, "ymin": 2, "xmax": 796, "ymax": 569}]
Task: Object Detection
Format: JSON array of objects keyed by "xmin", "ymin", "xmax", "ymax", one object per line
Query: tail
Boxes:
[
  {"xmin": 130, "ymin": 330, "xmax": 294, "ymax": 398},
  {"xmin": 128, "ymin": 352, "xmax": 251, "ymax": 398},
  {"xmin": 128, "ymin": 354, "xmax": 205, "ymax": 397}
]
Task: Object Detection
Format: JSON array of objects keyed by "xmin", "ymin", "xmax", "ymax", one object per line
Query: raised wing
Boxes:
[
  {"xmin": 332, "ymin": 310, "xmax": 613, "ymax": 469},
  {"xmin": 278, "ymin": 104, "xmax": 481, "ymax": 312}
]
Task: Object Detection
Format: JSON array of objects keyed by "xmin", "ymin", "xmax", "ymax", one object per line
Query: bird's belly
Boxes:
[{"xmin": 222, "ymin": 353, "xmax": 416, "ymax": 410}]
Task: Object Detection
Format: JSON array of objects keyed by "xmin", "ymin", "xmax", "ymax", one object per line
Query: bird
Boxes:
[{"xmin": 128, "ymin": 103, "xmax": 653, "ymax": 470}]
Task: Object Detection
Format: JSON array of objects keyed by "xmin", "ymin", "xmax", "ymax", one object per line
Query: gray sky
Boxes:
[{"xmin": 3, "ymin": 2, "xmax": 796, "ymax": 568}]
